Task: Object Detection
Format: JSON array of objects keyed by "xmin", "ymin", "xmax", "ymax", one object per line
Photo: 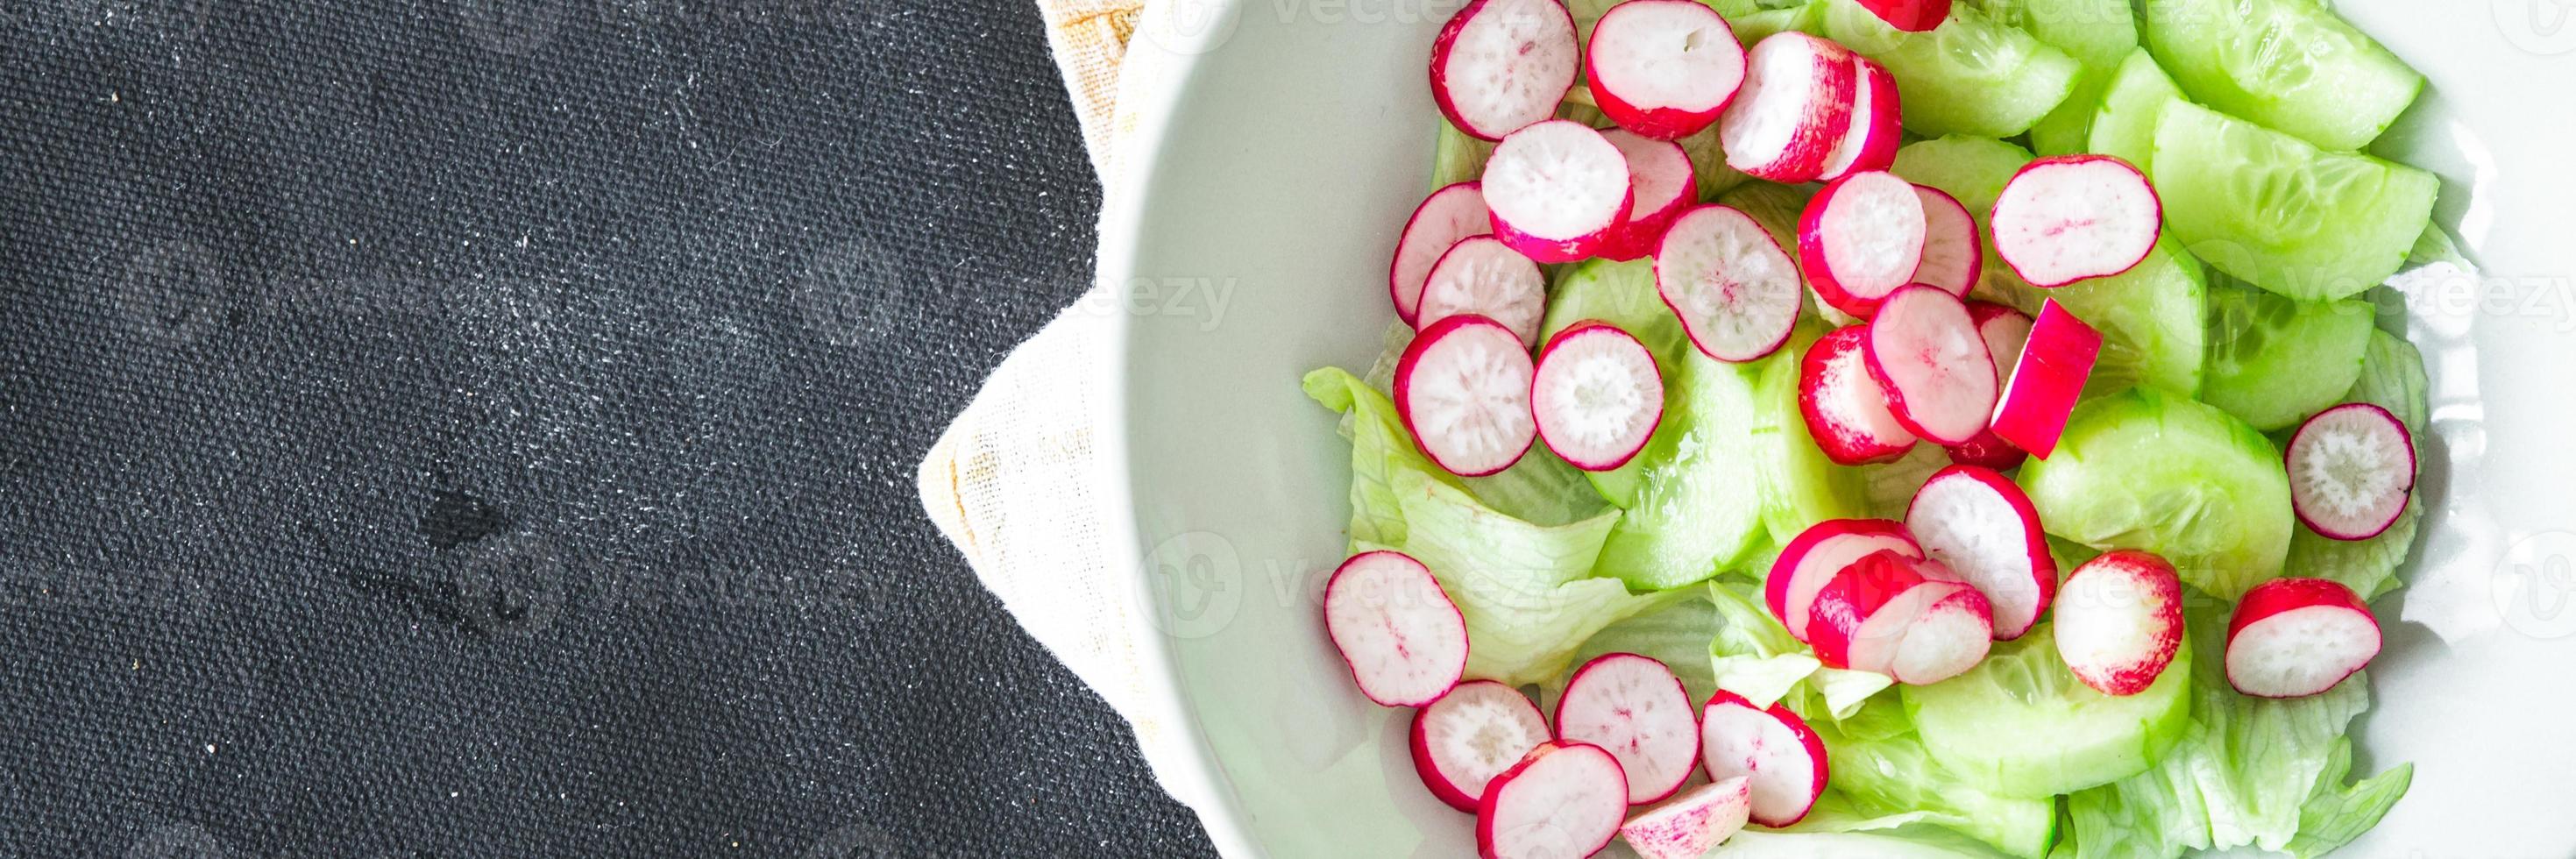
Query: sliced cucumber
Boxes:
[
  {"xmin": 2047, "ymin": 237, "xmax": 2206, "ymax": 397},
  {"xmin": 2200, "ymin": 279, "xmax": 2375, "ymax": 431},
  {"xmin": 1816, "ymin": 703, "xmax": 2060, "ymax": 857},
  {"xmin": 2141, "ymin": 0, "xmax": 2422, "ymax": 152},
  {"xmin": 2018, "ymin": 387, "xmax": 2294, "ymax": 599},
  {"xmin": 2028, "ymin": 67, "xmax": 2110, "ymax": 157},
  {"xmin": 1730, "ymin": 1, "xmax": 1822, "ymax": 45},
  {"xmin": 1891, "ymin": 136, "xmax": 2041, "ymax": 310},
  {"xmin": 1820, "ymin": 0, "xmax": 2082, "ymax": 138},
  {"xmin": 2151, "ymin": 100, "xmax": 2438, "ymax": 302},
  {"xmin": 1593, "ymin": 351, "xmax": 1769, "ymax": 589},
  {"xmin": 1714, "ymin": 181, "xmax": 1814, "ymax": 253},
  {"xmin": 1977, "ymin": 0, "xmax": 2137, "ymax": 68},
  {"xmin": 1751, "ymin": 322, "xmax": 1870, "ymax": 545},
  {"xmin": 2084, "ymin": 47, "xmax": 2184, "ymax": 173},
  {"xmin": 1430, "ymin": 119, "xmax": 1494, "ymax": 190},
  {"xmin": 1542, "ymin": 257, "xmax": 1689, "ymax": 367},
  {"xmin": 1905, "ymin": 628, "xmax": 2193, "ymax": 798}
]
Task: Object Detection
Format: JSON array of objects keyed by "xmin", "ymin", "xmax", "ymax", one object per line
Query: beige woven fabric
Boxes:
[{"xmin": 1034, "ymin": 0, "xmax": 1144, "ymax": 173}]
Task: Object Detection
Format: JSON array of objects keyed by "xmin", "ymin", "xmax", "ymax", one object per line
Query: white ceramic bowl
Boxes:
[{"xmin": 1097, "ymin": 2, "xmax": 2576, "ymax": 855}]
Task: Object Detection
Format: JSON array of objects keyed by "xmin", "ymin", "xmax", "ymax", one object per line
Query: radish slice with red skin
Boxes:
[
  {"xmin": 1910, "ymin": 185, "xmax": 1983, "ymax": 298},
  {"xmin": 1418, "ymin": 236, "xmax": 1547, "ymax": 347},
  {"xmin": 1719, "ymin": 32, "xmax": 1855, "ymax": 183},
  {"xmin": 2286, "ymin": 402, "xmax": 2417, "ymax": 541},
  {"xmin": 1656, "ymin": 205, "xmax": 1803, "ymax": 362},
  {"xmin": 1620, "ymin": 776, "xmax": 1750, "ymax": 859},
  {"xmin": 1798, "ymin": 325, "xmax": 1918, "ymax": 465},
  {"xmin": 1806, "ymin": 549, "xmax": 1963, "ymax": 672},
  {"xmin": 1817, "ymin": 58, "xmax": 1901, "ymax": 182},
  {"xmin": 1854, "ymin": 0, "xmax": 1952, "ymax": 32},
  {"xmin": 1905, "ymin": 465, "xmax": 2056, "ymax": 641},
  {"xmin": 2053, "ymin": 550, "xmax": 2186, "ymax": 697},
  {"xmin": 1533, "ymin": 323, "xmax": 1665, "ymax": 472},
  {"xmin": 1594, "ymin": 129, "xmax": 1700, "ymax": 261},
  {"xmin": 1484, "ymin": 120, "xmax": 1635, "ymax": 263},
  {"xmin": 1586, "ymin": 0, "xmax": 1745, "ymax": 140},
  {"xmin": 1389, "ymin": 182, "xmax": 1494, "ymax": 324},
  {"xmin": 1431, "ymin": 0, "xmax": 1579, "ymax": 141},
  {"xmin": 1945, "ymin": 302, "xmax": 2031, "ymax": 468},
  {"xmin": 1699, "ymin": 691, "xmax": 1828, "ymax": 827},
  {"xmin": 1864, "ymin": 286, "xmax": 1998, "ymax": 445},
  {"xmin": 1478, "ymin": 741, "xmax": 1629, "ymax": 859},
  {"xmin": 1414, "ymin": 680, "xmax": 1554, "ymax": 813},
  {"xmin": 1323, "ymin": 550, "xmax": 1470, "ymax": 706},
  {"xmin": 1884, "ymin": 585, "xmax": 1995, "ymax": 685},
  {"xmin": 1989, "ymin": 299, "xmax": 2102, "ymax": 458},
  {"xmin": 1990, "ymin": 154, "xmax": 2163, "ymax": 288},
  {"xmin": 1555, "ymin": 653, "xmax": 1700, "ymax": 804},
  {"xmin": 1801, "ymin": 171, "xmax": 1928, "ymax": 317},
  {"xmin": 2226, "ymin": 578, "xmax": 2382, "ymax": 699},
  {"xmin": 1396, "ymin": 315, "xmax": 1538, "ymax": 477},
  {"xmin": 1765, "ymin": 518, "xmax": 1922, "ymax": 642}
]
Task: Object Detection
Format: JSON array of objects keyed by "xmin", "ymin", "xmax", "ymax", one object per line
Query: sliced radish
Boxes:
[
  {"xmin": 1853, "ymin": 0, "xmax": 1952, "ymax": 32},
  {"xmin": 2225, "ymin": 578, "xmax": 2382, "ymax": 699},
  {"xmin": 1396, "ymin": 315, "xmax": 1539, "ymax": 477},
  {"xmin": 1905, "ymin": 465, "xmax": 2055, "ymax": 641},
  {"xmin": 1620, "ymin": 776, "xmax": 1750, "ymax": 859},
  {"xmin": 1389, "ymin": 182, "xmax": 1494, "ymax": 325},
  {"xmin": 1483, "ymin": 120, "xmax": 1635, "ymax": 263},
  {"xmin": 1817, "ymin": 58, "xmax": 1901, "ymax": 182},
  {"xmin": 1699, "ymin": 691, "xmax": 1828, "ymax": 827},
  {"xmin": 1884, "ymin": 584, "xmax": 1994, "ymax": 685},
  {"xmin": 1806, "ymin": 549, "xmax": 1971, "ymax": 673},
  {"xmin": 2286, "ymin": 402, "xmax": 2417, "ymax": 541},
  {"xmin": 1430, "ymin": 0, "xmax": 1579, "ymax": 141},
  {"xmin": 1555, "ymin": 653, "xmax": 1700, "ymax": 804},
  {"xmin": 1655, "ymin": 205, "xmax": 1802, "ymax": 362},
  {"xmin": 1909, "ymin": 185, "xmax": 1982, "ymax": 298},
  {"xmin": 1323, "ymin": 550, "xmax": 1470, "ymax": 706},
  {"xmin": 1800, "ymin": 171, "xmax": 1928, "ymax": 318},
  {"xmin": 1533, "ymin": 323, "xmax": 1664, "ymax": 472},
  {"xmin": 1586, "ymin": 0, "xmax": 1745, "ymax": 140},
  {"xmin": 1988, "ymin": 299, "xmax": 2102, "ymax": 458},
  {"xmin": 1765, "ymin": 518, "xmax": 1922, "ymax": 643},
  {"xmin": 1414, "ymin": 680, "xmax": 1554, "ymax": 813},
  {"xmin": 1718, "ymin": 32, "xmax": 1855, "ymax": 183},
  {"xmin": 1943, "ymin": 302, "xmax": 2033, "ymax": 469},
  {"xmin": 1863, "ymin": 286, "xmax": 1997, "ymax": 445},
  {"xmin": 1595, "ymin": 129, "xmax": 1700, "ymax": 261},
  {"xmin": 1990, "ymin": 154, "xmax": 2163, "ymax": 288},
  {"xmin": 1477, "ymin": 741, "xmax": 1629, "ymax": 859},
  {"xmin": 1797, "ymin": 325, "xmax": 1918, "ymax": 465},
  {"xmin": 2052, "ymin": 550, "xmax": 2185, "ymax": 697},
  {"xmin": 1418, "ymin": 236, "xmax": 1548, "ymax": 347}
]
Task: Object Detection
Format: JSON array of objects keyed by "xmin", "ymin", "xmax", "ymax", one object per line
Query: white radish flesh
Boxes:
[
  {"xmin": 1484, "ymin": 120, "xmax": 1635, "ymax": 262},
  {"xmin": 1905, "ymin": 465, "xmax": 2055, "ymax": 641},
  {"xmin": 2286, "ymin": 402, "xmax": 2416, "ymax": 541},
  {"xmin": 1619, "ymin": 777, "xmax": 1751, "ymax": 859},
  {"xmin": 1885, "ymin": 585, "xmax": 1995, "ymax": 685},
  {"xmin": 1418, "ymin": 236, "xmax": 1548, "ymax": 348},
  {"xmin": 1478, "ymin": 741, "xmax": 1629, "ymax": 859},
  {"xmin": 1945, "ymin": 302, "xmax": 2032, "ymax": 469},
  {"xmin": 1988, "ymin": 299, "xmax": 2101, "ymax": 458},
  {"xmin": 1699, "ymin": 691, "xmax": 1828, "ymax": 827},
  {"xmin": 1533, "ymin": 323, "xmax": 1665, "ymax": 472},
  {"xmin": 1324, "ymin": 550, "xmax": 1470, "ymax": 706},
  {"xmin": 2225, "ymin": 578, "xmax": 2382, "ymax": 699},
  {"xmin": 1656, "ymin": 204, "xmax": 1802, "ymax": 362},
  {"xmin": 1910, "ymin": 185, "xmax": 1982, "ymax": 297},
  {"xmin": 1595, "ymin": 129, "xmax": 1700, "ymax": 261},
  {"xmin": 1817, "ymin": 58, "xmax": 1901, "ymax": 182},
  {"xmin": 1800, "ymin": 171, "xmax": 1927, "ymax": 317},
  {"xmin": 1555, "ymin": 653, "xmax": 1700, "ymax": 804},
  {"xmin": 1719, "ymin": 32, "xmax": 1854, "ymax": 182},
  {"xmin": 1586, "ymin": 0, "xmax": 1745, "ymax": 140},
  {"xmin": 1864, "ymin": 286, "xmax": 1997, "ymax": 445},
  {"xmin": 1389, "ymin": 182, "xmax": 1494, "ymax": 324},
  {"xmin": 2053, "ymin": 550, "xmax": 2186, "ymax": 697},
  {"xmin": 1765, "ymin": 518, "xmax": 1922, "ymax": 643},
  {"xmin": 1990, "ymin": 154, "xmax": 2163, "ymax": 288},
  {"xmin": 1797, "ymin": 325, "xmax": 1918, "ymax": 465},
  {"xmin": 1430, "ymin": 0, "xmax": 1579, "ymax": 141},
  {"xmin": 1414, "ymin": 680, "xmax": 1555, "ymax": 813},
  {"xmin": 1806, "ymin": 549, "xmax": 1954, "ymax": 672},
  {"xmin": 1396, "ymin": 315, "xmax": 1538, "ymax": 477}
]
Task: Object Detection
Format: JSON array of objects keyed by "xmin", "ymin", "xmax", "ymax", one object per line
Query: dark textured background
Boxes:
[{"xmin": 0, "ymin": 0, "xmax": 1216, "ymax": 855}]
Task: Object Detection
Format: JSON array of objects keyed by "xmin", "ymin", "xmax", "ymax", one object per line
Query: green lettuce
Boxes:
[
  {"xmin": 1302, "ymin": 366, "xmax": 1455, "ymax": 548},
  {"xmin": 1812, "ymin": 699, "xmax": 2059, "ymax": 858},
  {"xmin": 1392, "ymin": 469, "xmax": 1668, "ymax": 685},
  {"xmin": 2281, "ymin": 330, "xmax": 2428, "ymax": 600},
  {"xmin": 1543, "ymin": 589, "xmax": 1721, "ymax": 713}
]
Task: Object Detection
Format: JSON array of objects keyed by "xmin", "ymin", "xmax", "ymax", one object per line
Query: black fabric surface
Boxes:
[{"xmin": 0, "ymin": 1, "xmax": 1216, "ymax": 855}]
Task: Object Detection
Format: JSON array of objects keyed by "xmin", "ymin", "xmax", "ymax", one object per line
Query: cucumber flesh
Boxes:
[
  {"xmin": 1751, "ymin": 323, "xmax": 1870, "ymax": 545},
  {"xmin": 1542, "ymin": 258, "xmax": 1689, "ymax": 367},
  {"xmin": 2151, "ymin": 100, "xmax": 2438, "ymax": 302},
  {"xmin": 1430, "ymin": 119, "xmax": 1494, "ymax": 190},
  {"xmin": 1904, "ymin": 627, "xmax": 2193, "ymax": 798},
  {"xmin": 1593, "ymin": 351, "xmax": 1769, "ymax": 589},
  {"xmin": 2084, "ymin": 48, "xmax": 2183, "ymax": 173},
  {"xmin": 2047, "ymin": 237, "xmax": 2206, "ymax": 397},
  {"xmin": 1891, "ymin": 136, "xmax": 2041, "ymax": 311},
  {"xmin": 2199, "ymin": 279, "xmax": 2375, "ymax": 431},
  {"xmin": 1730, "ymin": 2, "xmax": 1821, "ymax": 45},
  {"xmin": 2141, "ymin": 0, "xmax": 2422, "ymax": 152},
  {"xmin": 1820, "ymin": 0, "xmax": 2082, "ymax": 138},
  {"xmin": 2028, "ymin": 67, "xmax": 2109, "ymax": 157},
  {"xmin": 1978, "ymin": 0, "xmax": 2137, "ymax": 68},
  {"xmin": 2018, "ymin": 387, "xmax": 2294, "ymax": 600}
]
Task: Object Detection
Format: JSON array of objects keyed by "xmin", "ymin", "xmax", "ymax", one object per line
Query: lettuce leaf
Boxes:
[
  {"xmin": 2281, "ymin": 330, "xmax": 2428, "ymax": 600},
  {"xmin": 1392, "ymin": 469, "xmax": 1668, "ymax": 685},
  {"xmin": 2284, "ymin": 742, "xmax": 2414, "ymax": 858},
  {"xmin": 1811, "ymin": 699, "xmax": 2058, "ymax": 858},
  {"xmin": 1302, "ymin": 366, "xmax": 1458, "ymax": 548},
  {"xmin": 1542, "ymin": 589, "xmax": 1721, "ymax": 714}
]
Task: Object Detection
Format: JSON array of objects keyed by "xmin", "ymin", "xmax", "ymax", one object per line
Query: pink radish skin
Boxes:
[
  {"xmin": 1945, "ymin": 302, "xmax": 2032, "ymax": 469},
  {"xmin": 2226, "ymin": 578, "xmax": 2382, "ymax": 699},
  {"xmin": 1554, "ymin": 653, "xmax": 1701, "ymax": 805},
  {"xmin": 1800, "ymin": 171, "xmax": 1929, "ymax": 317},
  {"xmin": 1854, "ymin": 0, "xmax": 1952, "ymax": 32},
  {"xmin": 1430, "ymin": 0, "xmax": 1579, "ymax": 141},
  {"xmin": 1620, "ymin": 777, "xmax": 1750, "ymax": 859},
  {"xmin": 1699, "ymin": 691, "xmax": 1829, "ymax": 827},
  {"xmin": 1418, "ymin": 236, "xmax": 1548, "ymax": 348},
  {"xmin": 1595, "ymin": 129, "xmax": 1700, "ymax": 261},
  {"xmin": 1910, "ymin": 186, "xmax": 1983, "ymax": 298},
  {"xmin": 1533, "ymin": 323, "xmax": 1665, "ymax": 472},
  {"xmin": 1905, "ymin": 465, "xmax": 2056, "ymax": 641},
  {"xmin": 1586, "ymin": 0, "xmax": 1745, "ymax": 140},
  {"xmin": 1818, "ymin": 58, "xmax": 1902, "ymax": 181},
  {"xmin": 1390, "ymin": 182, "xmax": 1494, "ymax": 324},
  {"xmin": 1484, "ymin": 120, "xmax": 1636, "ymax": 263},
  {"xmin": 1477, "ymin": 741, "xmax": 1629, "ymax": 859},
  {"xmin": 1324, "ymin": 551, "xmax": 1470, "ymax": 706},
  {"xmin": 2286, "ymin": 402, "xmax": 2417, "ymax": 541},
  {"xmin": 2053, "ymin": 550, "xmax": 2186, "ymax": 697},
  {"xmin": 1989, "ymin": 299, "xmax": 2102, "ymax": 458},
  {"xmin": 1656, "ymin": 205, "xmax": 1803, "ymax": 362},
  {"xmin": 1718, "ymin": 32, "xmax": 1856, "ymax": 182},
  {"xmin": 1798, "ymin": 325, "xmax": 1918, "ymax": 465},
  {"xmin": 1990, "ymin": 154, "xmax": 2163, "ymax": 288},
  {"xmin": 1414, "ymin": 681, "xmax": 1554, "ymax": 813},
  {"xmin": 1864, "ymin": 286, "xmax": 1998, "ymax": 445},
  {"xmin": 1765, "ymin": 518, "xmax": 1923, "ymax": 642},
  {"xmin": 1396, "ymin": 315, "xmax": 1538, "ymax": 477},
  {"xmin": 1806, "ymin": 549, "xmax": 1961, "ymax": 672}
]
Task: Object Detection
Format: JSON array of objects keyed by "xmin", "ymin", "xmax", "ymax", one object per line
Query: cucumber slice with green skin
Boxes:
[
  {"xmin": 2047, "ymin": 236, "xmax": 2206, "ymax": 397},
  {"xmin": 2084, "ymin": 48, "xmax": 2183, "ymax": 173},
  {"xmin": 2019, "ymin": 387, "xmax": 2295, "ymax": 600},
  {"xmin": 2027, "ymin": 67, "xmax": 2108, "ymax": 157},
  {"xmin": 2200, "ymin": 279, "xmax": 2374, "ymax": 431},
  {"xmin": 1976, "ymin": 0, "xmax": 2136, "ymax": 68},
  {"xmin": 1752, "ymin": 323, "xmax": 1872, "ymax": 545},
  {"xmin": 1813, "ymin": 706, "xmax": 2060, "ymax": 856},
  {"xmin": 1819, "ymin": 0, "xmax": 2081, "ymax": 138},
  {"xmin": 1904, "ymin": 624, "xmax": 2193, "ymax": 798},
  {"xmin": 1542, "ymin": 258, "xmax": 1691, "ymax": 368},
  {"xmin": 2141, "ymin": 0, "xmax": 2422, "ymax": 153},
  {"xmin": 1890, "ymin": 136, "xmax": 2042, "ymax": 311},
  {"xmin": 1593, "ymin": 351, "xmax": 1770, "ymax": 589},
  {"xmin": 2151, "ymin": 100, "xmax": 2438, "ymax": 302},
  {"xmin": 1729, "ymin": 3, "xmax": 1823, "ymax": 46}
]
